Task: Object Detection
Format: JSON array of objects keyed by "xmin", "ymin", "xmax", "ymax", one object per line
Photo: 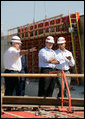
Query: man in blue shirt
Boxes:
[{"xmin": 38, "ymin": 36, "xmax": 60, "ymax": 97}]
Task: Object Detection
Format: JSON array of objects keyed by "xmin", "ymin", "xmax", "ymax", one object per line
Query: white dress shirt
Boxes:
[
  {"xmin": 55, "ymin": 48, "xmax": 75, "ymax": 70},
  {"xmin": 38, "ymin": 47, "xmax": 59, "ymax": 68},
  {"xmin": 3, "ymin": 47, "xmax": 22, "ymax": 71}
]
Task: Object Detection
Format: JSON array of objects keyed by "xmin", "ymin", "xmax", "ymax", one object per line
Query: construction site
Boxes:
[{"xmin": 1, "ymin": 10, "xmax": 84, "ymax": 118}]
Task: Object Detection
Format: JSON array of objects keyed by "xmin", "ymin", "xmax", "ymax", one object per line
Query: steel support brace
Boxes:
[
  {"xmin": 62, "ymin": 71, "xmax": 72, "ymax": 113},
  {"xmin": 58, "ymin": 71, "xmax": 67, "ymax": 112},
  {"xmin": 49, "ymin": 70, "xmax": 72, "ymax": 113}
]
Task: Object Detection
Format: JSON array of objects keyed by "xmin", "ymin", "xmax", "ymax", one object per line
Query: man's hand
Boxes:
[
  {"xmin": 66, "ymin": 56, "xmax": 71, "ymax": 60},
  {"xmin": 49, "ymin": 58, "xmax": 55, "ymax": 62},
  {"xmin": 29, "ymin": 47, "xmax": 37, "ymax": 52},
  {"xmin": 51, "ymin": 59, "xmax": 60, "ymax": 64},
  {"xmin": 20, "ymin": 50, "xmax": 29, "ymax": 55},
  {"xmin": 26, "ymin": 79, "xmax": 30, "ymax": 85},
  {"xmin": 20, "ymin": 47, "xmax": 37, "ymax": 56},
  {"xmin": 49, "ymin": 58, "xmax": 60, "ymax": 64}
]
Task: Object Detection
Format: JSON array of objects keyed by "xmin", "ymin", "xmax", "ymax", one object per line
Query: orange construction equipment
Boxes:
[{"xmin": 49, "ymin": 70, "xmax": 72, "ymax": 113}]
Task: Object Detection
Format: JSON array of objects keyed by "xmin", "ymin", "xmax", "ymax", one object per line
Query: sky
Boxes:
[{"xmin": 1, "ymin": 1, "xmax": 84, "ymax": 36}]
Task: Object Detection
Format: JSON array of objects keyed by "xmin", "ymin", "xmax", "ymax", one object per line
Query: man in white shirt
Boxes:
[
  {"xmin": 3, "ymin": 36, "xmax": 36, "ymax": 96},
  {"xmin": 55, "ymin": 37, "xmax": 75, "ymax": 98},
  {"xmin": 38, "ymin": 36, "xmax": 60, "ymax": 97}
]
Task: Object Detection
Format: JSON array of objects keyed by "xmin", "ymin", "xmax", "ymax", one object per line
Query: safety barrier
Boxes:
[{"xmin": 1, "ymin": 72, "xmax": 84, "ymax": 114}]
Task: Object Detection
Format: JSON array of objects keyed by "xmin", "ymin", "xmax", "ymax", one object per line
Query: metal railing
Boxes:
[{"xmin": 1, "ymin": 72, "xmax": 84, "ymax": 113}]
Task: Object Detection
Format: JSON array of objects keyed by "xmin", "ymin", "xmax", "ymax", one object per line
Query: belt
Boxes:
[
  {"xmin": 5, "ymin": 69, "xmax": 19, "ymax": 72},
  {"xmin": 40, "ymin": 67, "xmax": 56, "ymax": 70},
  {"xmin": 56, "ymin": 69, "xmax": 69, "ymax": 72}
]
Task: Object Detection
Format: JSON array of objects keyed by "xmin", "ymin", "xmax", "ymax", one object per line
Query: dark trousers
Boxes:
[
  {"xmin": 19, "ymin": 77, "xmax": 26, "ymax": 96},
  {"xmin": 38, "ymin": 68, "xmax": 56, "ymax": 97},
  {"xmin": 4, "ymin": 69, "xmax": 20, "ymax": 96}
]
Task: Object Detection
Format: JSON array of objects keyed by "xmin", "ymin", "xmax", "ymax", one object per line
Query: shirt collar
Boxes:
[
  {"xmin": 59, "ymin": 48, "xmax": 66, "ymax": 52},
  {"xmin": 45, "ymin": 47, "xmax": 52, "ymax": 51}
]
